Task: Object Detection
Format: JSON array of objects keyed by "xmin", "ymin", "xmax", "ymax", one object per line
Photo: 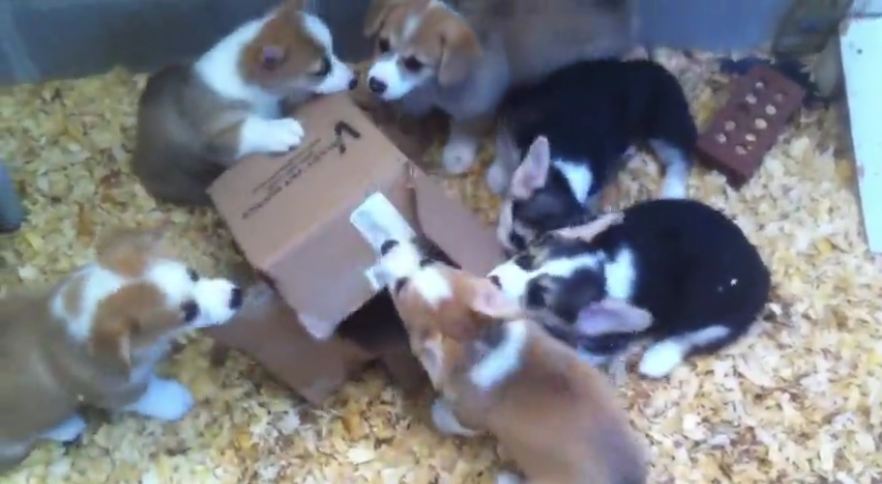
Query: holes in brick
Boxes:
[
  {"xmin": 746, "ymin": 93, "xmax": 758, "ymax": 104},
  {"xmin": 745, "ymin": 133, "xmax": 757, "ymax": 143},
  {"xmin": 735, "ymin": 144, "xmax": 748, "ymax": 155},
  {"xmin": 716, "ymin": 133, "xmax": 728, "ymax": 144},
  {"xmin": 755, "ymin": 80, "xmax": 766, "ymax": 90},
  {"xmin": 774, "ymin": 92, "xmax": 785, "ymax": 103},
  {"xmin": 754, "ymin": 117, "xmax": 768, "ymax": 130},
  {"xmin": 724, "ymin": 120, "xmax": 736, "ymax": 131},
  {"xmin": 765, "ymin": 104, "xmax": 778, "ymax": 116}
]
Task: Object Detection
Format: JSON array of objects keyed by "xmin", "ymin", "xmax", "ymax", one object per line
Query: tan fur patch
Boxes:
[{"xmin": 240, "ymin": 5, "xmax": 325, "ymax": 91}]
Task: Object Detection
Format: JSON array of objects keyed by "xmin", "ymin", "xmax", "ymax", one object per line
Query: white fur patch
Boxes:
[
  {"xmin": 638, "ymin": 325, "xmax": 731, "ymax": 378},
  {"xmin": 431, "ymin": 398, "xmax": 478, "ymax": 437},
  {"xmin": 194, "ymin": 15, "xmax": 279, "ymax": 115},
  {"xmin": 367, "ymin": 55, "xmax": 431, "ymax": 100},
  {"xmin": 489, "ymin": 253, "xmax": 603, "ymax": 302},
  {"xmin": 410, "ymin": 267, "xmax": 453, "ymax": 308},
  {"xmin": 191, "ymin": 278, "xmax": 238, "ymax": 328},
  {"xmin": 603, "ymin": 247, "xmax": 636, "ymax": 300},
  {"xmin": 554, "ymin": 160, "xmax": 593, "ymax": 205},
  {"xmin": 144, "ymin": 259, "xmax": 195, "ymax": 307},
  {"xmin": 442, "ymin": 128, "xmax": 481, "ymax": 174},
  {"xmin": 496, "ymin": 199, "xmax": 516, "ymax": 250},
  {"xmin": 302, "ymin": 13, "xmax": 355, "ymax": 95},
  {"xmin": 469, "ymin": 320, "xmax": 528, "ymax": 389},
  {"xmin": 124, "ymin": 376, "xmax": 194, "ymax": 421},
  {"xmin": 51, "ymin": 265, "xmax": 126, "ymax": 342},
  {"xmin": 302, "ymin": 13, "xmax": 332, "ymax": 49},
  {"xmin": 649, "ymin": 139, "xmax": 691, "ymax": 199},
  {"xmin": 379, "ymin": 241, "xmax": 422, "ymax": 281}
]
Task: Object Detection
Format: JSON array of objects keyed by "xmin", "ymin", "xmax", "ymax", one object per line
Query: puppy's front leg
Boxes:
[
  {"xmin": 41, "ymin": 414, "xmax": 87, "ymax": 443},
  {"xmin": 442, "ymin": 120, "xmax": 485, "ymax": 175},
  {"xmin": 124, "ymin": 375, "xmax": 195, "ymax": 421},
  {"xmin": 430, "ymin": 398, "xmax": 479, "ymax": 437},
  {"xmin": 205, "ymin": 116, "xmax": 305, "ymax": 163},
  {"xmin": 554, "ymin": 212, "xmax": 624, "ymax": 241}
]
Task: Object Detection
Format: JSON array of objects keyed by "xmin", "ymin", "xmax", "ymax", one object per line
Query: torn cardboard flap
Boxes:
[{"xmin": 209, "ymin": 93, "xmax": 505, "ymax": 343}]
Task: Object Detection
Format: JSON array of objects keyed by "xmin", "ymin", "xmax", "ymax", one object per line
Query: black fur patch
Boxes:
[{"xmin": 380, "ymin": 239, "xmax": 399, "ymax": 256}]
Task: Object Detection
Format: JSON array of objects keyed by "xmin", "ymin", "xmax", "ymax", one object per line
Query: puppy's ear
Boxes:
[
  {"xmin": 574, "ymin": 299, "xmax": 653, "ymax": 336},
  {"xmin": 364, "ymin": 0, "xmax": 398, "ymax": 36},
  {"xmin": 438, "ymin": 21, "xmax": 481, "ymax": 86},
  {"xmin": 510, "ymin": 136, "xmax": 551, "ymax": 199},
  {"xmin": 284, "ymin": 0, "xmax": 307, "ymax": 10},
  {"xmin": 259, "ymin": 45, "xmax": 287, "ymax": 71},
  {"xmin": 469, "ymin": 279, "xmax": 522, "ymax": 320}
]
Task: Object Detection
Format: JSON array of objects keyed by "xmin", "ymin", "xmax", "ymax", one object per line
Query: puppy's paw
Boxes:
[
  {"xmin": 486, "ymin": 161, "xmax": 511, "ymax": 195},
  {"xmin": 238, "ymin": 117, "xmax": 304, "ymax": 157},
  {"xmin": 431, "ymin": 398, "xmax": 478, "ymax": 437},
  {"xmin": 442, "ymin": 137, "xmax": 479, "ymax": 175},
  {"xmin": 126, "ymin": 377, "xmax": 195, "ymax": 421},
  {"xmin": 660, "ymin": 177, "xmax": 688, "ymax": 199},
  {"xmin": 41, "ymin": 414, "xmax": 87, "ymax": 443},
  {"xmin": 638, "ymin": 340, "xmax": 684, "ymax": 378}
]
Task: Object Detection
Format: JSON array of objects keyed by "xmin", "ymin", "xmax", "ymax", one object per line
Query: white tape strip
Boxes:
[
  {"xmin": 350, "ymin": 192, "xmax": 416, "ymax": 252},
  {"xmin": 363, "ymin": 264, "xmax": 385, "ymax": 291}
]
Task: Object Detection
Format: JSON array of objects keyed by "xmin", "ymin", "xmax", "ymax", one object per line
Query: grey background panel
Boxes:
[{"xmin": 0, "ymin": 0, "xmax": 794, "ymax": 85}]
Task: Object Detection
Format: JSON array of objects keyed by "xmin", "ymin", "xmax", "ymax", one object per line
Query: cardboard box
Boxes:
[{"xmin": 207, "ymin": 94, "xmax": 504, "ymax": 401}]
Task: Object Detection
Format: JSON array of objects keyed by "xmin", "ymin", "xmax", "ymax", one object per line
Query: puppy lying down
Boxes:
[{"xmin": 352, "ymin": 199, "xmax": 648, "ymax": 484}]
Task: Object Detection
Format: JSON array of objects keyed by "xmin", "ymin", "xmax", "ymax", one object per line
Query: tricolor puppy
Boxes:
[
  {"xmin": 132, "ymin": 0, "xmax": 356, "ymax": 206},
  {"xmin": 494, "ymin": 60, "xmax": 698, "ymax": 252},
  {"xmin": 489, "ymin": 199, "xmax": 772, "ymax": 378},
  {"xmin": 363, "ymin": 0, "xmax": 635, "ymax": 176},
  {"xmin": 0, "ymin": 227, "xmax": 242, "ymax": 471},
  {"xmin": 371, "ymin": 237, "xmax": 647, "ymax": 484}
]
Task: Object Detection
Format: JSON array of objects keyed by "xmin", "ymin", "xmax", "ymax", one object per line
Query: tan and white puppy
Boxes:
[
  {"xmin": 363, "ymin": 0, "xmax": 635, "ymax": 176},
  {"xmin": 133, "ymin": 0, "xmax": 356, "ymax": 206},
  {"xmin": 0, "ymin": 227, "xmax": 242, "ymax": 471},
  {"xmin": 359, "ymin": 232, "xmax": 648, "ymax": 483}
]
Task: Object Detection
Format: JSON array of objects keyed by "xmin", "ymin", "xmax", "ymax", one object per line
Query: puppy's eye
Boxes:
[
  {"xmin": 402, "ymin": 56, "xmax": 423, "ymax": 72},
  {"xmin": 187, "ymin": 268, "xmax": 199, "ymax": 282},
  {"xmin": 378, "ymin": 38, "xmax": 391, "ymax": 53},
  {"xmin": 181, "ymin": 300, "xmax": 200, "ymax": 323},
  {"xmin": 313, "ymin": 56, "xmax": 331, "ymax": 77}
]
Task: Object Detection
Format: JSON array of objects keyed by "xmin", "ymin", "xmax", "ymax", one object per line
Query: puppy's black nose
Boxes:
[
  {"xmin": 368, "ymin": 77, "xmax": 387, "ymax": 94},
  {"xmin": 488, "ymin": 275, "xmax": 502, "ymax": 288},
  {"xmin": 229, "ymin": 287, "xmax": 243, "ymax": 309},
  {"xmin": 348, "ymin": 77, "xmax": 359, "ymax": 90}
]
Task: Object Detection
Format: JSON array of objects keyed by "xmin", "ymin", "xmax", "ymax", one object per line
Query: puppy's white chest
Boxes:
[{"xmin": 603, "ymin": 247, "xmax": 636, "ymax": 300}]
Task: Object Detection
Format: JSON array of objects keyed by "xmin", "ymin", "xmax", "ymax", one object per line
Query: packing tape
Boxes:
[{"xmin": 349, "ymin": 192, "xmax": 416, "ymax": 252}]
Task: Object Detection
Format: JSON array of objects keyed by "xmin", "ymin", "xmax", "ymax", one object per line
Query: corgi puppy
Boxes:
[
  {"xmin": 489, "ymin": 199, "xmax": 772, "ymax": 378},
  {"xmin": 369, "ymin": 236, "xmax": 648, "ymax": 484},
  {"xmin": 132, "ymin": 0, "xmax": 356, "ymax": 206},
  {"xmin": 0, "ymin": 227, "xmax": 242, "ymax": 471},
  {"xmin": 363, "ymin": 0, "xmax": 635, "ymax": 176},
  {"xmin": 491, "ymin": 61, "xmax": 697, "ymax": 236}
]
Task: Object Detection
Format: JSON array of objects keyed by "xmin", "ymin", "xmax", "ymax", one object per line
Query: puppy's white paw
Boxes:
[
  {"xmin": 431, "ymin": 398, "xmax": 478, "ymax": 437},
  {"xmin": 442, "ymin": 137, "xmax": 479, "ymax": 175},
  {"xmin": 41, "ymin": 414, "xmax": 87, "ymax": 443},
  {"xmin": 238, "ymin": 117, "xmax": 304, "ymax": 157},
  {"xmin": 486, "ymin": 161, "xmax": 511, "ymax": 195},
  {"xmin": 191, "ymin": 278, "xmax": 241, "ymax": 328},
  {"xmin": 638, "ymin": 340, "xmax": 684, "ymax": 378},
  {"xmin": 126, "ymin": 377, "xmax": 195, "ymax": 421},
  {"xmin": 660, "ymin": 177, "xmax": 688, "ymax": 199},
  {"xmin": 495, "ymin": 471, "xmax": 524, "ymax": 484}
]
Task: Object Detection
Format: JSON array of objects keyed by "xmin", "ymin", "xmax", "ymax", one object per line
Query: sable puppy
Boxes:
[
  {"xmin": 362, "ymin": 0, "xmax": 636, "ymax": 177},
  {"xmin": 132, "ymin": 0, "xmax": 355, "ymax": 206},
  {"xmin": 0, "ymin": 227, "xmax": 242, "ymax": 472},
  {"xmin": 490, "ymin": 199, "xmax": 772, "ymax": 378},
  {"xmin": 351, "ymin": 210, "xmax": 647, "ymax": 483}
]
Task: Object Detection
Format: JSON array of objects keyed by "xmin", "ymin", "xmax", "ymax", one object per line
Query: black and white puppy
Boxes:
[
  {"xmin": 492, "ymin": 59, "xmax": 698, "ymax": 253},
  {"xmin": 488, "ymin": 199, "xmax": 772, "ymax": 378}
]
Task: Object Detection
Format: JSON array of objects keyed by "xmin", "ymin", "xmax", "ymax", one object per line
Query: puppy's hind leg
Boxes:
[
  {"xmin": 638, "ymin": 325, "xmax": 731, "ymax": 378},
  {"xmin": 648, "ymin": 139, "xmax": 692, "ymax": 199},
  {"xmin": 124, "ymin": 375, "xmax": 195, "ymax": 421}
]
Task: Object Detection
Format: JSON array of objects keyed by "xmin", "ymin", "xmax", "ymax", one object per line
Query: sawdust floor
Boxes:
[{"xmin": 1, "ymin": 50, "xmax": 881, "ymax": 483}]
